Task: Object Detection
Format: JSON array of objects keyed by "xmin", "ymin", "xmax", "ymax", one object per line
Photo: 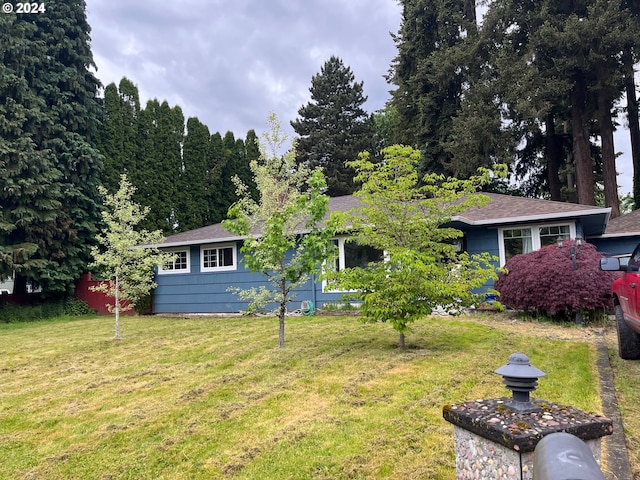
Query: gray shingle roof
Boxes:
[
  {"xmin": 161, "ymin": 193, "xmax": 611, "ymax": 247},
  {"xmin": 455, "ymin": 193, "xmax": 609, "ymax": 225},
  {"xmin": 603, "ymin": 209, "xmax": 640, "ymax": 235}
]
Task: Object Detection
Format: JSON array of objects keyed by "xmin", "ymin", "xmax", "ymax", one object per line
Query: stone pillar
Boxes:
[{"xmin": 442, "ymin": 397, "xmax": 613, "ymax": 480}]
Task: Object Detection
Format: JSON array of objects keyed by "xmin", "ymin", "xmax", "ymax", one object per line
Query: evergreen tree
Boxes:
[
  {"xmin": 205, "ymin": 132, "xmax": 226, "ymax": 224},
  {"xmin": 96, "ymin": 78, "xmax": 141, "ymax": 193},
  {"xmin": 207, "ymin": 131, "xmax": 248, "ymax": 223},
  {"xmin": 291, "ymin": 56, "xmax": 374, "ymax": 196},
  {"xmin": 177, "ymin": 117, "xmax": 210, "ymax": 231},
  {"xmin": 0, "ymin": 1, "xmax": 103, "ymax": 295},
  {"xmin": 388, "ymin": 0, "xmax": 478, "ymax": 176},
  {"xmin": 136, "ymin": 100, "xmax": 184, "ymax": 233}
]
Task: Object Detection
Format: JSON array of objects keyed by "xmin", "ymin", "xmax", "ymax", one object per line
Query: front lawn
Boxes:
[{"xmin": 0, "ymin": 314, "xmax": 602, "ymax": 479}]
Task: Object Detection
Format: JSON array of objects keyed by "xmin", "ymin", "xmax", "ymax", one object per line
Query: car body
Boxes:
[{"xmin": 601, "ymin": 247, "xmax": 640, "ymax": 359}]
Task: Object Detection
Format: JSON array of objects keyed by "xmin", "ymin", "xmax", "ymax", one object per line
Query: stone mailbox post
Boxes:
[{"xmin": 442, "ymin": 353, "xmax": 613, "ymax": 480}]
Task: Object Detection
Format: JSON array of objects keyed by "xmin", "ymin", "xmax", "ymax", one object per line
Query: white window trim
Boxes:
[
  {"xmin": 200, "ymin": 243, "xmax": 237, "ymax": 272},
  {"xmin": 322, "ymin": 236, "xmax": 385, "ymax": 293},
  {"xmin": 158, "ymin": 249, "xmax": 190, "ymax": 275},
  {"xmin": 323, "ymin": 236, "xmax": 352, "ymax": 293},
  {"xmin": 497, "ymin": 222, "xmax": 576, "ymax": 266}
]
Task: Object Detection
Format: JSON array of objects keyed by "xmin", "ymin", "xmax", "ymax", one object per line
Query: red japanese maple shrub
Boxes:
[{"xmin": 494, "ymin": 240, "xmax": 618, "ymax": 320}]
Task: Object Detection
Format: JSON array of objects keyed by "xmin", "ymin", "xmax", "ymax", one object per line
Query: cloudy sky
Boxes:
[{"xmin": 85, "ymin": 0, "xmax": 634, "ymax": 196}]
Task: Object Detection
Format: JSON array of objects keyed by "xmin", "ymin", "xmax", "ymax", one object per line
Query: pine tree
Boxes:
[
  {"xmin": 291, "ymin": 56, "xmax": 374, "ymax": 196},
  {"xmin": 0, "ymin": 1, "xmax": 104, "ymax": 295}
]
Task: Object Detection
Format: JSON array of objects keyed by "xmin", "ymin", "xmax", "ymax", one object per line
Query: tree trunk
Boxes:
[
  {"xmin": 12, "ymin": 274, "xmax": 28, "ymax": 295},
  {"xmin": 278, "ymin": 304, "xmax": 286, "ymax": 348},
  {"xmin": 114, "ymin": 276, "xmax": 121, "ymax": 340},
  {"xmin": 545, "ymin": 114, "xmax": 563, "ymax": 201},
  {"xmin": 595, "ymin": 65, "xmax": 621, "ymax": 218},
  {"xmin": 571, "ymin": 76, "xmax": 596, "ymax": 206},
  {"xmin": 623, "ymin": 50, "xmax": 640, "ymax": 208},
  {"xmin": 399, "ymin": 332, "xmax": 405, "ymax": 349}
]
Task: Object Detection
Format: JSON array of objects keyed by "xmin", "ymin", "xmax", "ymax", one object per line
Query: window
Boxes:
[
  {"xmin": 159, "ymin": 249, "xmax": 190, "ymax": 274},
  {"xmin": 503, "ymin": 228, "xmax": 533, "ymax": 262},
  {"xmin": 324, "ymin": 237, "xmax": 384, "ymax": 291},
  {"xmin": 201, "ymin": 244, "xmax": 236, "ymax": 272},
  {"xmin": 539, "ymin": 225, "xmax": 570, "ymax": 247},
  {"xmin": 498, "ymin": 223, "xmax": 574, "ymax": 265}
]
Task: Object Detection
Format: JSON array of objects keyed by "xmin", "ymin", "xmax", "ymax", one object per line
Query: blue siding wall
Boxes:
[
  {"xmin": 154, "ymin": 242, "xmax": 352, "ymax": 314},
  {"xmin": 465, "ymin": 228, "xmax": 500, "ymax": 293},
  {"xmin": 589, "ymin": 237, "xmax": 640, "ymax": 257}
]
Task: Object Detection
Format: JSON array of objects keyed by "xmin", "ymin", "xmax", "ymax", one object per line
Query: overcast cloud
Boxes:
[{"xmin": 85, "ymin": 0, "xmax": 633, "ymax": 196}]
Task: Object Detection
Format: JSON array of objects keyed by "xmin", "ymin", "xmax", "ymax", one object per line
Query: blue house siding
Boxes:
[
  {"xmin": 153, "ymin": 242, "xmax": 350, "ymax": 314},
  {"xmin": 464, "ymin": 227, "xmax": 500, "ymax": 294},
  {"xmin": 152, "ymin": 194, "xmax": 616, "ymax": 315},
  {"xmin": 589, "ymin": 237, "xmax": 639, "ymax": 257}
]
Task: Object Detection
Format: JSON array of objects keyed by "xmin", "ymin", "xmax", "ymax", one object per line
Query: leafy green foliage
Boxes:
[
  {"xmin": 223, "ymin": 114, "xmax": 336, "ymax": 347},
  {"xmin": 90, "ymin": 175, "xmax": 174, "ymax": 338},
  {"xmin": 291, "ymin": 56, "xmax": 375, "ymax": 196},
  {"xmin": 327, "ymin": 145, "xmax": 505, "ymax": 347},
  {"xmin": 494, "ymin": 241, "xmax": 619, "ymax": 321}
]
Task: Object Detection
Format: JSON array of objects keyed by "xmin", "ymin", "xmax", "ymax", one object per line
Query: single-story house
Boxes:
[{"xmin": 153, "ymin": 193, "xmax": 624, "ymax": 315}]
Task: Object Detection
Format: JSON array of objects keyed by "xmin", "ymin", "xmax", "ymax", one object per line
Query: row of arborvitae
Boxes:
[{"xmin": 494, "ymin": 240, "xmax": 619, "ymax": 322}]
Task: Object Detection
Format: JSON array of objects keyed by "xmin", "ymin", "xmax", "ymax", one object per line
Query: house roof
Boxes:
[
  {"xmin": 160, "ymin": 195, "xmax": 363, "ymax": 248},
  {"xmin": 453, "ymin": 193, "xmax": 610, "ymax": 236},
  {"xmin": 160, "ymin": 193, "xmax": 611, "ymax": 247},
  {"xmin": 599, "ymin": 208, "xmax": 640, "ymax": 237}
]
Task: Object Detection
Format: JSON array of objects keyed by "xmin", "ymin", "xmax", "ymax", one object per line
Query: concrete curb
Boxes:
[{"xmin": 595, "ymin": 333, "xmax": 633, "ymax": 480}]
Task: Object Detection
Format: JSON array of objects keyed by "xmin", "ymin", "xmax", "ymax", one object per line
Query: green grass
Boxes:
[{"xmin": 0, "ymin": 314, "xmax": 601, "ymax": 479}]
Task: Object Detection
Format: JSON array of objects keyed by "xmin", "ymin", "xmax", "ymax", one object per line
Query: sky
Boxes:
[{"xmin": 85, "ymin": 0, "xmax": 634, "ymax": 196}]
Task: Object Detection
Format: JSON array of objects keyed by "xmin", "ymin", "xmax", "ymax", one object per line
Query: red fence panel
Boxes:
[{"xmin": 75, "ymin": 273, "xmax": 134, "ymax": 316}]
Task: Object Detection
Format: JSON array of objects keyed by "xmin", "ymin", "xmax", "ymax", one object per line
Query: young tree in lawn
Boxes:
[
  {"xmin": 327, "ymin": 145, "xmax": 505, "ymax": 348},
  {"xmin": 90, "ymin": 175, "xmax": 174, "ymax": 340},
  {"xmin": 223, "ymin": 114, "xmax": 335, "ymax": 348}
]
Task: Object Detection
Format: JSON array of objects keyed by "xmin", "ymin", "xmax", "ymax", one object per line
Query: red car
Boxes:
[{"xmin": 601, "ymin": 250, "xmax": 640, "ymax": 359}]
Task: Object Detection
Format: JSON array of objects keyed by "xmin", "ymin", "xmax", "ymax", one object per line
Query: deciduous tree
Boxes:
[
  {"xmin": 327, "ymin": 145, "xmax": 504, "ymax": 348},
  {"xmin": 494, "ymin": 241, "xmax": 617, "ymax": 321},
  {"xmin": 90, "ymin": 175, "xmax": 173, "ymax": 339},
  {"xmin": 223, "ymin": 114, "xmax": 335, "ymax": 348}
]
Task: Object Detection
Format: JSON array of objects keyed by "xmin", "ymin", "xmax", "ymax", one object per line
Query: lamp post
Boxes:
[{"xmin": 557, "ymin": 236, "xmax": 584, "ymax": 324}]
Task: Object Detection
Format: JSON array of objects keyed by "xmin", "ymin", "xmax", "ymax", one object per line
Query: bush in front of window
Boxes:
[{"xmin": 494, "ymin": 240, "xmax": 619, "ymax": 322}]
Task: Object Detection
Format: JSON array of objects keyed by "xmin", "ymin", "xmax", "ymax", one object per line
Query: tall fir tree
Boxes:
[
  {"xmin": 477, "ymin": 0, "xmax": 633, "ymax": 208},
  {"xmin": 291, "ymin": 56, "xmax": 374, "ymax": 196},
  {"xmin": 0, "ymin": 1, "xmax": 104, "ymax": 295},
  {"xmin": 388, "ymin": 0, "xmax": 478, "ymax": 177}
]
